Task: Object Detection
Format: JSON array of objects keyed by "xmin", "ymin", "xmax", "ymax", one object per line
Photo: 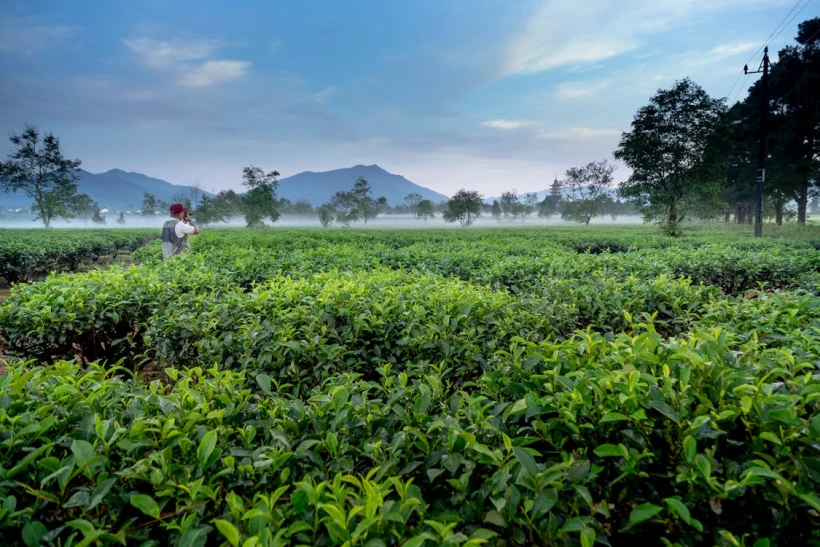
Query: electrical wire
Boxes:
[
  {"xmin": 769, "ymin": 0, "xmax": 813, "ymax": 46},
  {"xmin": 726, "ymin": 0, "xmax": 807, "ymax": 101}
]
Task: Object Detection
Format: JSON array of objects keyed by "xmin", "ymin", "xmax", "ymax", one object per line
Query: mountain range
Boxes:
[
  {"xmin": 0, "ymin": 169, "xmax": 214, "ymax": 211},
  {"xmin": 278, "ymin": 165, "xmax": 448, "ymax": 206},
  {"xmin": 1, "ymin": 165, "xmax": 448, "ymax": 210}
]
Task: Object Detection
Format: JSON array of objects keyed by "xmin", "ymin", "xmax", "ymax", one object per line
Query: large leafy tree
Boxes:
[
  {"xmin": 491, "ymin": 200, "xmax": 502, "ymax": 221},
  {"xmin": 351, "ymin": 177, "xmax": 387, "ymax": 224},
  {"xmin": 317, "ymin": 203, "xmax": 335, "ymax": 227},
  {"xmin": 517, "ymin": 192, "xmax": 539, "ymax": 222},
  {"xmin": 442, "ymin": 189, "xmax": 483, "ymax": 227},
  {"xmin": 500, "ymin": 190, "xmax": 518, "ymax": 220},
  {"xmin": 73, "ymin": 194, "xmax": 106, "ymax": 225},
  {"xmin": 404, "ymin": 192, "xmax": 422, "ymax": 215},
  {"xmin": 330, "ymin": 191, "xmax": 358, "ymax": 227},
  {"xmin": 560, "ymin": 160, "xmax": 614, "ymax": 225},
  {"xmin": 615, "ymin": 78, "xmax": 727, "ymax": 234},
  {"xmin": 766, "ymin": 18, "xmax": 820, "ymax": 224},
  {"xmin": 241, "ymin": 166, "xmax": 281, "ymax": 228},
  {"xmin": 0, "ymin": 125, "xmax": 83, "ymax": 228},
  {"xmin": 416, "ymin": 199, "xmax": 435, "ymax": 221}
]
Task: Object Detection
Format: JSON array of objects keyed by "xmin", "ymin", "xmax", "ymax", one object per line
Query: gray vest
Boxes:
[{"xmin": 161, "ymin": 219, "xmax": 190, "ymax": 258}]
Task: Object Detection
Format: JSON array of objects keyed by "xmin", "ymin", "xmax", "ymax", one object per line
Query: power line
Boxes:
[
  {"xmin": 769, "ymin": 0, "xmax": 814, "ymax": 46},
  {"xmin": 726, "ymin": 0, "xmax": 806, "ymax": 101},
  {"xmin": 805, "ymin": 24, "xmax": 820, "ymax": 45}
]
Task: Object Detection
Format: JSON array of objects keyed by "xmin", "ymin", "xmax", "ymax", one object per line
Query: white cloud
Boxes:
[
  {"xmin": 503, "ymin": 0, "xmax": 786, "ymax": 76},
  {"xmin": 180, "ymin": 60, "xmax": 251, "ymax": 87},
  {"xmin": 707, "ymin": 41, "xmax": 760, "ymax": 59},
  {"xmin": 538, "ymin": 127, "xmax": 621, "ymax": 140},
  {"xmin": 124, "ymin": 36, "xmax": 250, "ymax": 86},
  {"xmin": 555, "ymin": 80, "xmax": 611, "ymax": 99},
  {"xmin": 481, "ymin": 119, "xmax": 537, "ymax": 130},
  {"xmin": 0, "ymin": 18, "xmax": 79, "ymax": 54}
]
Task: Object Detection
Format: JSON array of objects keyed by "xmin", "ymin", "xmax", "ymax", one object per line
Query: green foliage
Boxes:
[
  {"xmin": 1, "ymin": 225, "xmax": 820, "ymax": 545},
  {"xmin": 491, "ymin": 200, "xmax": 502, "ymax": 221},
  {"xmin": 416, "ymin": 200, "xmax": 435, "ymax": 222},
  {"xmin": 0, "ymin": 228, "xmax": 155, "ymax": 284},
  {"xmin": 560, "ymin": 160, "xmax": 614, "ymax": 225},
  {"xmin": 615, "ymin": 79, "xmax": 727, "ymax": 229},
  {"xmin": 0, "ymin": 125, "xmax": 83, "ymax": 228},
  {"xmin": 70, "ymin": 194, "xmax": 105, "ymax": 226},
  {"xmin": 443, "ymin": 190, "xmax": 483, "ymax": 227},
  {"xmin": 141, "ymin": 193, "xmax": 159, "ymax": 217},
  {"xmin": 329, "ymin": 178, "xmax": 387, "ymax": 226},
  {"xmin": 318, "ymin": 204, "xmax": 335, "ymax": 227},
  {"xmin": 241, "ymin": 166, "xmax": 281, "ymax": 228}
]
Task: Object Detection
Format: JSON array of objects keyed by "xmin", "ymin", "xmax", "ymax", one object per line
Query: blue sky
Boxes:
[{"xmin": 0, "ymin": 0, "xmax": 816, "ymax": 197}]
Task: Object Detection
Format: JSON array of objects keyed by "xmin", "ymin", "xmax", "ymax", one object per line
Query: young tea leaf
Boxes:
[{"xmin": 130, "ymin": 494, "xmax": 160, "ymax": 519}]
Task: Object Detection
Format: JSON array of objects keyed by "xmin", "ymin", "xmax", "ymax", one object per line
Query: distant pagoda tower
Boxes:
[{"xmin": 550, "ymin": 176, "xmax": 562, "ymax": 199}]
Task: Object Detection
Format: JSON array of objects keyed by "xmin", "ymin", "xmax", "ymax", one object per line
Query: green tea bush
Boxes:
[
  {"xmin": 2, "ymin": 225, "xmax": 820, "ymax": 546},
  {"xmin": 0, "ymin": 229, "xmax": 155, "ymax": 283}
]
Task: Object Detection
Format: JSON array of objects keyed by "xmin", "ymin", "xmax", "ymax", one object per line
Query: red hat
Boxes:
[{"xmin": 170, "ymin": 203, "xmax": 184, "ymax": 214}]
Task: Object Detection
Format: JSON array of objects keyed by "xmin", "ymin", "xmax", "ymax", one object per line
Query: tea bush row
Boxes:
[
  {"xmin": 1, "ymin": 317, "xmax": 817, "ymax": 546},
  {"xmin": 0, "ymin": 229, "xmax": 156, "ymax": 284}
]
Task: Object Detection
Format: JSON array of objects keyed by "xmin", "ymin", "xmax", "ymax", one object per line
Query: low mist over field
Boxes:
[{"xmin": 0, "ymin": 213, "xmax": 645, "ymax": 230}]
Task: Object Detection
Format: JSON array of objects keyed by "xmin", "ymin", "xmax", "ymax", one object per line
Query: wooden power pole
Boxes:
[{"xmin": 744, "ymin": 46, "xmax": 770, "ymax": 238}]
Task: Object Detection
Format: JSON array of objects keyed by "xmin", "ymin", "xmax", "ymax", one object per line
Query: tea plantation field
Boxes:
[{"xmin": 1, "ymin": 226, "xmax": 819, "ymax": 546}]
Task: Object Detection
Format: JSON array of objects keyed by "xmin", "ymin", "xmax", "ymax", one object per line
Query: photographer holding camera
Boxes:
[{"xmin": 161, "ymin": 203, "xmax": 200, "ymax": 259}]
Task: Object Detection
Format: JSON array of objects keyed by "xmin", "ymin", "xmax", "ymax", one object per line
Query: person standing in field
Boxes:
[{"xmin": 162, "ymin": 203, "xmax": 199, "ymax": 258}]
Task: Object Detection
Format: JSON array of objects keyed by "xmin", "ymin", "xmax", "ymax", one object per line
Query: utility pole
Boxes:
[{"xmin": 744, "ymin": 46, "xmax": 769, "ymax": 238}]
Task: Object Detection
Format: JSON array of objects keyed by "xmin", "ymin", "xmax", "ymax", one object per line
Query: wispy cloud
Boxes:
[
  {"xmin": 0, "ymin": 17, "xmax": 79, "ymax": 54},
  {"xmin": 538, "ymin": 127, "xmax": 621, "ymax": 140},
  {"xmin": 179, "ymin": 60, "xmax": 251, "ymax": 87},
  {"xmin": 124, "ymin": 36, "xmax": 250, "ymax": 87},
  {"xmin": 555, "ymin": 80, "xmax": 612, "ymax": 99},
  {"xmin": 312, "ymin": 86, "xmax": 336, "ymax": 103},
  {"xmin": 503, "ymin": 0, "xmax": 786, "ymax": 76},
  {"xmin": 706, "ymin": 41, "xmax": 760, "ymax": 59},
  {"xmin": 481, "ymin": 119, "xmax": 537, "ymax": 130}
]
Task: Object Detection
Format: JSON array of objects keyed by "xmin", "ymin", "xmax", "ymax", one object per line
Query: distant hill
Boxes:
[
  {"xmin": 1, "ymin": 164, "xmax": 446, "ymax": 212},
  {"xmin": 278, "ymin": 165, "xmax": 449, "ymax": 206},
  {"xmin": 0, "ymin": 169, "xmax": 212, "ymax": 211}
]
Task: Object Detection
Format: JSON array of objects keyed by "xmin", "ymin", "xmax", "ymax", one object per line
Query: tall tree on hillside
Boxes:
[
  {"xmin": 560, "ymin": 160, "xmax": 614, "ymax": 225},
  {"xmin": 615, "ymin": 78, "xmax": 727, "ymax": 235},
  {"xmin": 443, "ymin": 189, "xmax": 483, "ymax": 227},
  {"xmin": 0, "ymin": 125, "xmax": 83, "ymax": 228},
  {"xmin": 141, "ymin": 193, "xmax": 159, "ymax": 216},
  {"xmin": 241, "ymin": 166, "xmax": 281, "ymax": 228}
]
